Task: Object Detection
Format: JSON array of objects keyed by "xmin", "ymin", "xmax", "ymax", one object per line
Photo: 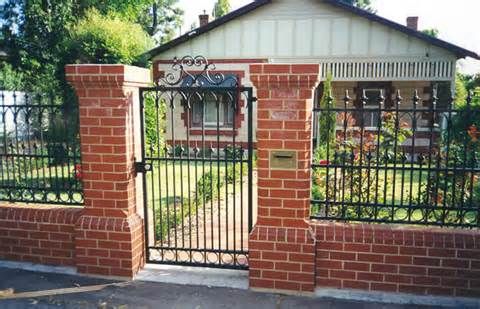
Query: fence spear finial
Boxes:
[
  {"xmin": 361, "ymin": 89, "xmax": 367, "ymax": 108},
  {"xmin": 378, "ymin": 89, "xmax": 385, "ymax": 106},
  {"xmin": 395, "ymin": 89, "xmax": 402, "ymax": 105},
  {"xmin": 413, "ymin": 89, "xmax": 420, "ymax": 105},
  {"xmin": 343, "ymin": 89, "xmax": 350, "ymax": 106}
]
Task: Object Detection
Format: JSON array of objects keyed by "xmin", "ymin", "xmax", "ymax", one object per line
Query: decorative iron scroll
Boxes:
[{"xmin": 157, "ymin": 55, "xmax": 239, "ymax": 87}]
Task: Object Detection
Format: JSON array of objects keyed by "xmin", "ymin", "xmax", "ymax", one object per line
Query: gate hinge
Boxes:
[{"xmin": 135, "ymin": 162, "xmax": 152, "ymax": 173}]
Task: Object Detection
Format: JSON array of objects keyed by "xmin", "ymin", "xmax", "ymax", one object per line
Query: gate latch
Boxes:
[{"xmin": 135, "ymin": 162, "xmax": 152, "ymax": 173}]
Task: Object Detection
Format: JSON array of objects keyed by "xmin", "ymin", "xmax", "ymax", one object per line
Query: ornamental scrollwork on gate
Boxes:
[{"xmin": 156, "ymin": 55, "xmax": 239, "ymax": 87}]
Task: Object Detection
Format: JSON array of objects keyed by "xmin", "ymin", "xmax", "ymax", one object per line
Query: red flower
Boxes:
[
  {"xmin": 319, "ymin": 160, "xmax": 330, "ymax": 166},
  {"xmin": 468, "ymin": 125, "xmax": 479, "ymax": 142},
  {"xmin": 74, "ymin": 164, "xmax": 83, "ymax": 180}
]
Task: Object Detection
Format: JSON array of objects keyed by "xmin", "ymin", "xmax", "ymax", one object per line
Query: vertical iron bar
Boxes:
[
  {"xmin": 442, "ymin": 94, "xmax": 454, "ymax": 221},
  {"xmin": 155, "ymin": 93, "xmax": 164, "ymax": 258},
  {"xmin": 408, "ymin": 91, "xmax": 419, "ymax": 222},
  {"xmin": 179, "ymin": 143, "xmax": 185, "ymax": 249},
  {"xmin": 202, "ymin": 91, "xmax": 207, "ymax": 264},
  {"xmin": 209, "ymin": 143, "xmax": 214, "ymax": 251},
  {"xmin": 341, "ymin": 92, "xmax": 349, "ymax": 220},
  {"xmin": 247, "ymin": 90, "xmax": 254, "ymax": 232},
  {"xmin": 324, "ymin": 91, "xmax": 335, "ymax": 218},
  {"xmin": 139, "ymin": 89, "xmax": 150, "ymax": 261},
  {"xmin": 185, "ymin": 92, "xmax": 193, "ymax": 262},
  {"xmin": 425, "ymin": 90, "xmax": 437, "ymax": 221},
  {"xmin": 460, "ymin": 92, "xmax": 472, "ymax": 221},
  {"xmin": 232, "ymin": 90, "xmax": 237, "ymax": 265},
  {"xmin": 169, "ymin": 95, "xmax": 178, "ymax": 261},
  {"xmin": 391, "ymin": 91, "xmax": 402, "ymax": 221},
  {"xmin": 374, "ymin": 92, "xmax": 385, "ymax": 221},
  {"xmin": 358, "ymin": 91, "xmax": 366, "ymax": 219}
]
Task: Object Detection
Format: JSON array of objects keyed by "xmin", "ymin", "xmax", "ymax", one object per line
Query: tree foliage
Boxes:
[
  {"xmin": 459, "ymin": 73, "xmax": 480, "ymax": 92},
  {"xmin": 455, "ymin": 74, "xmax": 469, "ymax": 107},
  {"xmin": 0, "ymin": 63, "xmax": 24, "ymax": 90},
  {"xmin": 70, "ymin": 9, "xmax": 154, "ymax": 66},
  {"xmin": 1, "ymin": 0, "xmax": 79, "ymax": 95},
  {"xmin": 0, "ymin": 0, "xmax": 183, "ymax": 97},
  {"xmin": 318, "ymin": 73, "xmax": 336, "ymax": 149},
  {"xmin": 421, "ymin": 28, "xmax": 439, "ymax": 38},
  {"xmin": 213, "ymin": 0, "xmax": 231, "ymax": 18},
  {"xmin": 138, "ymin": 0, "xmax": 183, "ymax": 44}
]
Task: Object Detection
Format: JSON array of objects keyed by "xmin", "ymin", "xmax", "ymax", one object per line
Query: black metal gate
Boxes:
[{"xmin": 138, "ymin": 56, "xmax": 255, "ymax": 269}]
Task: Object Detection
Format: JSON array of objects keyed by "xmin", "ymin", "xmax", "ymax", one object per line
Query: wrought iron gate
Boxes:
[{"xmin": 138, "ymin": 56, "xmax": 255, "ymax": 269}]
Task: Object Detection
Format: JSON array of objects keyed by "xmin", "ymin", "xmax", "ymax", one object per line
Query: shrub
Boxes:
[
  {"xmin": 196, "ymin": 171, "xmax": 224, "ymax": 203},
  {"xmin": 0, "ymin": 64, "xmax": 24, "ymax": 90},
  {"xmin": 144, "ymin": 93, "xmax": 166, "ymax": 156},
  {"xmin": 317, "ymin": 73, "xmax": 336, "ymax": 150},
  {"xmin": 224, "ymin": 145, "xmax": 243, "ymax": 160},
  {"xmin": 422, "ymin": 90, "xmax": 480, "ymax": 213},
  {"xmin": 226, "ymin": 163, "xmax": 246, "ymax": 184},
  {"xmin": 69, "ymin": 9, "xmax": 153, "ymax": 66},
  {"xmin": 312, "ymin": 112, "xmax": 411, "ymax": 218}
]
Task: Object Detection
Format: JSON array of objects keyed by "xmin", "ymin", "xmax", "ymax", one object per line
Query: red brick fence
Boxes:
[{"xmin": 0, "ymin": 63, "xmax": 479, "ymax": 298}]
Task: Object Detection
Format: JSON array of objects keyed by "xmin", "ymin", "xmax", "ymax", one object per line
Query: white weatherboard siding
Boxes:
[{"xmin": 153, "ymin": 0, "xmax": 457, "ymax": 81}]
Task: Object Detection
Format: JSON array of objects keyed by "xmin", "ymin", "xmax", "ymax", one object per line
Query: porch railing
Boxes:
[{"xmin": 311, "ymin": 89, "xmax": 480, "ymax": 228}]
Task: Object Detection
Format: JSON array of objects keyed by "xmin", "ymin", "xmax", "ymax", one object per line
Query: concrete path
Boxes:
[{"xmin": 0, "ymin": 266, "xmax": 467, "ymax": 309}]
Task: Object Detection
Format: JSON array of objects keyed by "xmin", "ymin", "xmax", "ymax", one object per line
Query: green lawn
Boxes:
[
  {"xmin": 0, "ymin": 163, "xmax": 82, "ymax": 204},
  {"xmin": 145, "ymin": 160, "xmax": 246, "ymax": 242}
]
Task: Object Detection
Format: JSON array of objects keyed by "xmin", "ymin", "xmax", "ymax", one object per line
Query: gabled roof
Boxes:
[
  {"xmin": 325, "ymin": 0, "xmax": 479, "ymax": 60},
  {"xmin": 146, "ymin": 0, "xmax": 480, "ymax": 60}
]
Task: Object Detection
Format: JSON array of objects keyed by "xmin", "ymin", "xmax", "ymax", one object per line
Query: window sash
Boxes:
[{"xmin": 190, "ymin": 94, "xmax": 235, "ymax": 128}]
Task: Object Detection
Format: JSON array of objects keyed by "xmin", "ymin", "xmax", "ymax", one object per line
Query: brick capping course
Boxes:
[
  {"xmin": 0, "ymin": 203, "xmax": 82, "ymax": 224},
  {"xmin": 0, "ymin": 204, "xmax": 82, "ymax": 267},
  {"xmin": 65, "ymin": 64, "xmax": 151, "ymax": 88}
]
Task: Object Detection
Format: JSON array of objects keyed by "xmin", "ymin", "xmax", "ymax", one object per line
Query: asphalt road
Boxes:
[{"xmin": 0, "ymin": 267, "xmax": 475, "ymax": 309}]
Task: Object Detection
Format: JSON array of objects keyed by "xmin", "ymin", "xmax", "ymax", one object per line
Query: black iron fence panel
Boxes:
[
  {"xmin": 139, "ymin": 56, "xmax": 254, "ymax": 269},
  {"xmin": 0, "ymin": 91, "xmax": 83, "ymax": 205},
  {"xmin": 311, "ymin": 89, "xmax": 480, "ymax": 228}
]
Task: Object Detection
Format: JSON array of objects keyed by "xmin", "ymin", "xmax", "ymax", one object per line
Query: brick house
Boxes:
[{"xmin": 146, "ymin": 0, "xmax": 479, "ymax": 151}]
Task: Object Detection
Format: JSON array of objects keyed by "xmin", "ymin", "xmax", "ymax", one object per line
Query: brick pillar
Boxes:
[
  {"xmin": 249, "ymin": 64, "xmax": 320, "ymax": 293},
  {"xmin": 66, "ymin": 64, "xmax": 150, "ymax": 278}
]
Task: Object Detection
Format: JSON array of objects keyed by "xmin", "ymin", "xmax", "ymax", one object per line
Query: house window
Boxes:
[
  {"xmin": 362, "ymin": 88, "xmax": 383, "ymax": 127},
  {"xmin": 191, "ymin": 94, "xmax": 235, "ymax": 127}
]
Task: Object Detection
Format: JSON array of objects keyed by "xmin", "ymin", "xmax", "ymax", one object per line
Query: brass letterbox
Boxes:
[{"xmin": 270, "ymin": 151, "xmax": 297, "ymax": 169}]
